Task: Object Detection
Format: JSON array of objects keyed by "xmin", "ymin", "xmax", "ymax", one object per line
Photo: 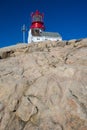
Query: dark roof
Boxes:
[{"xmin": 40, "ymin": 32, "xmax": 61, "ymax": 38}]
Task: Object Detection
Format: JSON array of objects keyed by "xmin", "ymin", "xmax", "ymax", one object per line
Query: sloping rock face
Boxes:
[{"xmin": 0, "ymin": 39, "xmax": 87, "ymax": 130}]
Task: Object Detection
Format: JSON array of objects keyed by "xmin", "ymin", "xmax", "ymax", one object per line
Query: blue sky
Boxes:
[{"xmin": 0, "ymin": 0, "xmax": 87, "ymax": 48}]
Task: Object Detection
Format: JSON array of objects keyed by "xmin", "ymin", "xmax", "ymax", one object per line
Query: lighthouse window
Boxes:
[
  {"xmin": 36, "ymin": 29, "xmax": 39, "ymax": 33},
  {"xmin": 35, "ymin": 29, "xmax": 40, "ymax": 35},
  {"xmin": 32, "ymin": 15, "xmax": 42, "ymax": 22}
]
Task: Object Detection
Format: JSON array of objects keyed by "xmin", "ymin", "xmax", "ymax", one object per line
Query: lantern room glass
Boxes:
[{"xmin": 32, "ymin": 15, "xmax": 43, "ymax": 22}]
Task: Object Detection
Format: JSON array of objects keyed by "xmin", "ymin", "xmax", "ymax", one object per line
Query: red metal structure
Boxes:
[{"xmin": 30, "ymin": 10, "xmax": 45, "ymax": 30}]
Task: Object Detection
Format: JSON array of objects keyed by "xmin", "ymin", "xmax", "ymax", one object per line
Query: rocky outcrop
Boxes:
[{"xmin": 0, "ymin": 39, "xmax": 87, "ymax": 130}]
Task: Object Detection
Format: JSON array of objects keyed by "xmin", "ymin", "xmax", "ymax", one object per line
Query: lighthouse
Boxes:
[{"xmin": 28, "ymin": 10, "xmax": 62, "ymax": 43}]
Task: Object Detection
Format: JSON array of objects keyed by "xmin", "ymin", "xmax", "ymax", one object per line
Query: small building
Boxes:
[{"xmin": 28, "ymin": 10, "xmax": 62, "ymax": 43}]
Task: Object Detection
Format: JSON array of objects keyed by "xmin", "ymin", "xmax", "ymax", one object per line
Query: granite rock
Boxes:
[{"xmin": 0, "ymin": 39, "xmax": 87, "ymax": 130}]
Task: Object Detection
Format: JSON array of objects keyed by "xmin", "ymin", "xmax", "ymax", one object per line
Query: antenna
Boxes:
[{"xmin": 21, "ymin": 24, "xmax": 27, "ymax": 43}]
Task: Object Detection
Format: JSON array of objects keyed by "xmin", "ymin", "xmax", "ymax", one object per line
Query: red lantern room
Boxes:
[{"xmin": 30, "ymin": 10, "xmax": 45, "ymax": 30}]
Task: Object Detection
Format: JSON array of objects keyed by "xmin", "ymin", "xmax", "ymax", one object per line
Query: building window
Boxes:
[{"xmin": 37, "ymin": 38, "xmax": 40, "ymax": 40}]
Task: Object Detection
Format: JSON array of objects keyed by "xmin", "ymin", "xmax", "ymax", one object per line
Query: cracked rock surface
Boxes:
[{"xmin": 0, "ymin": 39, "xmax": 87, "ymax": 130}]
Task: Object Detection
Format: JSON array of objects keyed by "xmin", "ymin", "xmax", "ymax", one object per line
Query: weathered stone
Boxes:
[{"xmin": 0, "ymin": 39, "xmax": 87, "ymax": 130}]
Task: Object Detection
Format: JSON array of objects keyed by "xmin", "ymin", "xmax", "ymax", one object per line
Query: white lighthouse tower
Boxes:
[{"xmin": 28, "ymin": 10, "xmax": 62, "ymax": 43}]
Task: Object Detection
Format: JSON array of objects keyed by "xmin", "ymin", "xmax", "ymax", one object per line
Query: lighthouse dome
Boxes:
[{"xmin": 31, "ymin": 10, "xmax": 44, "ymax": 22}]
